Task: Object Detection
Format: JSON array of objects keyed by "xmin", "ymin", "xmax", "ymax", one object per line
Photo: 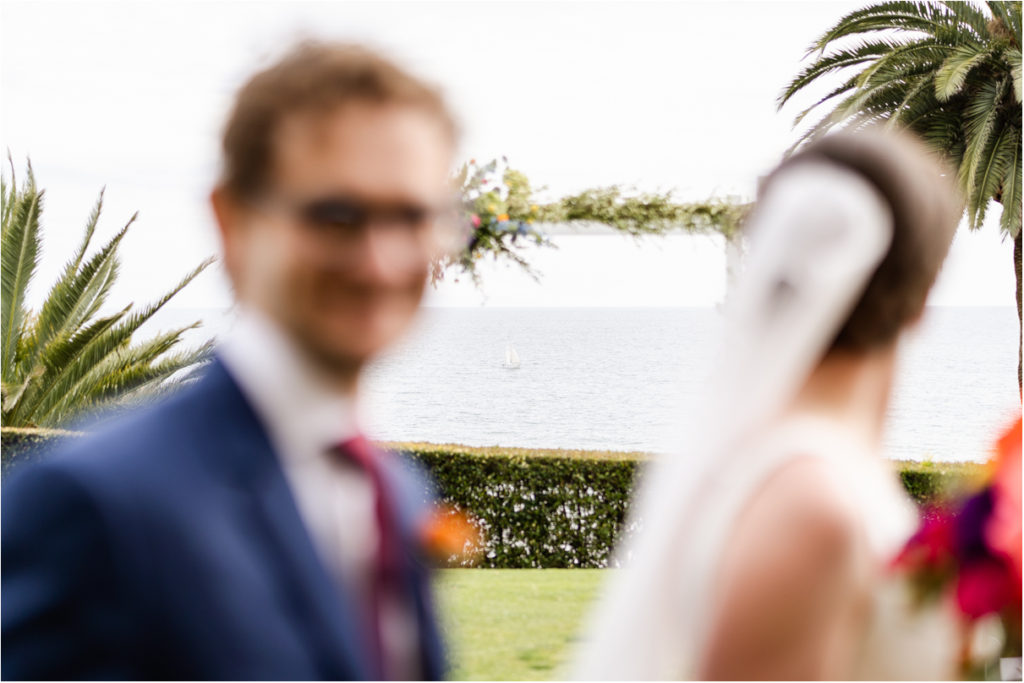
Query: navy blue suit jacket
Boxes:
[{"xmin": 1, "ymin": 358, "xmax": 447, "ymax": 680}]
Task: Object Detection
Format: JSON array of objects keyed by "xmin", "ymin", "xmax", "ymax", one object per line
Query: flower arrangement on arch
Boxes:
[{"xmin": 431, "ymin": 157, "xmax": 551, "ymax": 286}]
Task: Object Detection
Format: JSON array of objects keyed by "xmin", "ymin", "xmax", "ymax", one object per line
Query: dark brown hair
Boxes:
[
  {"xmin": 219, "ymin": 41, "xmax": 457, "ymax": 199},
  {"xmin": 763, "ymin": 131, "xmax": 962, "ymax": 353}
]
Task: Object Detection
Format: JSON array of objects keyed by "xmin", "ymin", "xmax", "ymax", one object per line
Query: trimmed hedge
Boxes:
[
  {"xmin": 385, "ymin": 441, "xmax": 985, "ymax": 568},
  {"xmin": 390, "ymin": 443, "xmax": 643, "ymax": 568},
  {"xmin": 1, "ymin": 428, "xmax": 80, "ymax": 475},
  {"xmin": 1, "ymin": 430, "xmax": 986, "ymax": 568},
  {"xmin": 895, "ymin": 459, "xmax": 987, "ymax": 506}
]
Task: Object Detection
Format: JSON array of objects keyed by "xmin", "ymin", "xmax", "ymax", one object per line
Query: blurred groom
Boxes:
[{"xmin": 2, "ymin": 42, "xmax": 459, "ymax": 680}]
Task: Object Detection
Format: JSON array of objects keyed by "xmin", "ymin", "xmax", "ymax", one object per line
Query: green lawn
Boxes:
[{"xmin": 434, "ymin": 569, "xmax": 607, "ymax": 681}]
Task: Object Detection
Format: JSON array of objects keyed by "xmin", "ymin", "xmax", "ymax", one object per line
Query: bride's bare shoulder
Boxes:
[
  {"xmin": 699, "ymin": 456, "xmax": 869, "ymax": 678},
  {"xmin": 713, "ymin": 454, "xmax": 868, "ymax": 624},
  {"xmin": 734, "ymin": 454, "xmax": 863, "ymax": 562}
]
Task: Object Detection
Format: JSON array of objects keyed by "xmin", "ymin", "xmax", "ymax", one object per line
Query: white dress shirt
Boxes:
[{"xmin": 219, "ymin": 309, "xmax": 379, "ymax": 600}]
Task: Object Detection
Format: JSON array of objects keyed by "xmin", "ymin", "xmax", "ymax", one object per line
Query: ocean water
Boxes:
[{"xmin": 147, "ymin": 305, "xmax": 1020, "ymax": 462}]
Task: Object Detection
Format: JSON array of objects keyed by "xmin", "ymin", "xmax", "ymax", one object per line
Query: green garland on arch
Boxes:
[{"xmin": 433, "ymin": 157, "xmax": 751, "ymax": 286}]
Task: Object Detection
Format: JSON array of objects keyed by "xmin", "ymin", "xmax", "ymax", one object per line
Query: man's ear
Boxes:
[
  {"xmin": 210, "ymin": 186, "xmax": 236, "ymax": 243},
  {"xmin": 210, "ymin": 186, "xmax": 243, "ymax": 291}
]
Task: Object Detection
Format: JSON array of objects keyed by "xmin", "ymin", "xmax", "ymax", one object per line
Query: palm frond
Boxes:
[
  {"xmin": 0, "ymin": 155, "xmax": 17, "ymax": 234},
  {"xmin": 72, "ymin": 189, "xmax": 104, "ymax": 273},
  {"xmin": 790, "ymin": 72, "xmax": 928, "ymax": 153},
  {"xmin": 854, "ymin": 39, "xmax": 953, "ymax": 90},
  {"xmin": 24, "ymin": 217, "xmax": 134, "ymax": 374},
  {"xmin": 38, "ymin": 308, "xmax": 130, "ymax": 376},
  {"xmin": 780, "ymin": 39, "xmax": 909, "ymax": 107},
  {"xmin": 958, "ymin": 76, "xmax": 1011, "ymax": 202},
  {"xmin": 91, "ymin": 348, "xmax": 214, "ymax": 415},
  {"xmin": 789, "ymin": 73, "xmax": 863, "ymax": 128},
  {"xmin": 20, "ymin": 255, "xmax": 214, "ymax": 426},
  {"xmin": 39, "ymin": 325, "xmax": 205, "ymax": 426},
  {"xmin": 966, "ymin": 116, "xmax": 1017, "ymax": 229},
  {"xmin": 810, "ymin": 2, "xmax": 980, "ymax": 54},
  {"xmin": 17, "ymin": 316, "xmax": 138, "ymax": 426},
  {"xmin": 106, "ymin": 256, "xmax": 215, "ymax": 344},
  {"xmin": 940, "ymin": 1, "xmax": 995, "ymax": 37},
  {"xmin": 999, "ymin": 125, "xmax": 1022, "ymax": 236},
  {"xmin": 901, "ymin": 94, "xmax": 967, "ymax": 164},
  {"xmin": 1008, "ymin": 47, "xmax": 1023, "ymax": 102},
  {"xmin": 1, "ymin": 365, "xmax": 42, "ymax": 419},
  {"xmin": 835, "ymin": 73, "xmax": 924, "ymax": 122},
  {"xmin": 1, "ymin": 161, "xmax": 215, "ymax": 427},
  {"xmin": 887, "ymin": 72, "xmax": 940, "ymax": 128},
  {"xmin": 935, "ymin": 43, "xmax": 998, "ymax": 100},
  {"xmin": 93, "ymin": 338, "xmax": 214, "ymax": 403},
  {"xmin": 1, "ymin": 170, "xmax": 42, "ymax": 378},
  {"xmin": 786, "ymin": 102, "xmax": 849, "ymax": 155},
  {"xmin": 6, "ymin": 307, "xmax": 129, "ymax": 425}
]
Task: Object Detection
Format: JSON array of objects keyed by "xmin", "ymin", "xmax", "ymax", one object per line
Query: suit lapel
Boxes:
[
  {"xmin": 197, "ymin": 359, "xmax": 372, "ymax": 680},
  {"xmin": 246, "ymin": 465, "xmax": 372, "ymax": 680}
]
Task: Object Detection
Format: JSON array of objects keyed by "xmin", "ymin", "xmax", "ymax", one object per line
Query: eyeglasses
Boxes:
[{"xmin": 255, "ymin": 193, "xmax": 462, "ymax": 239}]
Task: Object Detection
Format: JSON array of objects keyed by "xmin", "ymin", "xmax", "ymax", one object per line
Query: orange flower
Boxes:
[
  {"xmin": 419, "ymin": 504, "xmax": 483, "ymax": 566},
  {"xmin": 988, "ymin": 416, "xmax": 1022, "ymax": 588},
  {"xmin": 497, "ymin": 213, "xmax": 509, "ymax": 222}
]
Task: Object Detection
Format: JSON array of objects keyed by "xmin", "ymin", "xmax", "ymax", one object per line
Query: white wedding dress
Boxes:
[
  {"xmin": 690, "ymin": 412, "xmax": 959, "ymax": 680},
  {"xmin": 574, "ymin": 411, "xmax": 961, "ymax": 680},
  {"xmin": 571, "ymin": 158, "xmax": 962, "ymax": 680}
]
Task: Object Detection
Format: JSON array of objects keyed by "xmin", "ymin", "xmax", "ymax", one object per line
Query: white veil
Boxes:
[{"xmin": 571, "ymin": 159, "xmax": 895, "ymax": 680}]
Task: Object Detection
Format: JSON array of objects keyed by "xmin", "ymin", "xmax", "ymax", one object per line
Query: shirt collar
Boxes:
[{"xmin": 218, "ymin": 307, "xmax": 360, "ymax": 463}]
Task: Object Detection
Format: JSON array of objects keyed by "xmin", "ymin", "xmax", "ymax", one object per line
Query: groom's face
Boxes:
[{"xmin": 216, "ymin": 102, "xmax": 454, "ymax": 374}]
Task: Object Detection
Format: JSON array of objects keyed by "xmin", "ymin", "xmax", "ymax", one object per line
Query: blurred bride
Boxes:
[{"xmin": 572, "ymin": 130, "xmax": 964, "ymax": 680}]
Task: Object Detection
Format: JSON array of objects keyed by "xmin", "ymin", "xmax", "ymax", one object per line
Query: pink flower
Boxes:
[
  {"xmin": 471, "ymin": 214, "xmax": 481, "ymax": 228},
  {"xmin": 956, "ymin": 558, "xmax": 1017, "ymax": 618},
  {"xmin": 894, "ymin": 415, "xmax": 1023, "ymax": 627},
  {"xmin": 893, "ymin": 508, "xmax": 956, "ymax": 570}
]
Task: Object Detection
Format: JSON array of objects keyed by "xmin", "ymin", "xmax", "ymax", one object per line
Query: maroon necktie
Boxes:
[{"xmin": 333, "ymin": 435, "xmax": 406, "ymax": 680}]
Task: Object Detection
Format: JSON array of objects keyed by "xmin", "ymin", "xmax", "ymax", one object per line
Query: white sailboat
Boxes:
[{"xmin": 503, "ymin": 343, "xmax": 521, "ymax": 369}]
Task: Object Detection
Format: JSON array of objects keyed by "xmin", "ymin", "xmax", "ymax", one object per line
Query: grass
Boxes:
[{"xmin": 434, "ymin": 569, "xmax": 607, "ymax": 680}]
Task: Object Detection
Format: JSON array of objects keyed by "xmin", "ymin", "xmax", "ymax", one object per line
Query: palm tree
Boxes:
[
  {"xmin": 1, "ymin": 161, "xmax": 214, "ymax": 428},
  {"xmin": 778, "ymin": 0, "xmax": 1023, "ymax": 388}
]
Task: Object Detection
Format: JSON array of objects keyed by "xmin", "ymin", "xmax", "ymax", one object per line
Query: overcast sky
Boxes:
[{"xmin": 0, "ymin": 0, "xmax": 1017, "ymax": 311}]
